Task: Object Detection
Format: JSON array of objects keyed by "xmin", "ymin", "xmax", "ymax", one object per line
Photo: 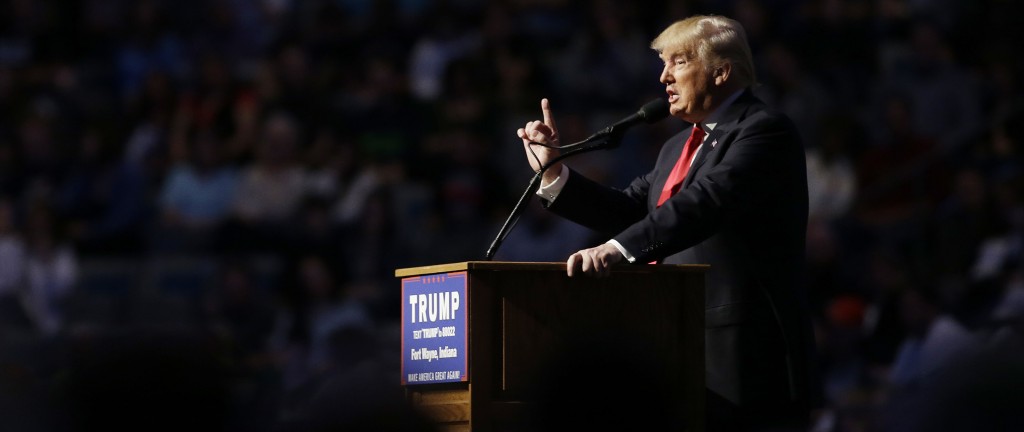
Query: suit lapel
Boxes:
[
  {"xmin": 682, "ymin": 90, "xmax": 758, "ymax": 189},
  {"xmin": 683, "ymin": 129, "xmax": 722, "ymax": 188}
]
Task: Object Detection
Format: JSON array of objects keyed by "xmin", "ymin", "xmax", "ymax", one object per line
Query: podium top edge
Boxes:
[{"xmin": 394, "ymin": 261, "xmax": 709, "ymax": 278}]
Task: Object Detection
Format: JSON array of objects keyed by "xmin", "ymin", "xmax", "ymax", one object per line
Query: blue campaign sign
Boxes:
[{"xmin": 401, "ymin": 271, "xmax": 468, "ymax": 385}]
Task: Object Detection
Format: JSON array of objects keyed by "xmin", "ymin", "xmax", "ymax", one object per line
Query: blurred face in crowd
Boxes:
[
  {"xmin": 259, "ymin": 114, "xmax": 297, "ymax": 167},
  {"xmin": 900, "ymin": 289, "xmax": 937, "ymax": 337},
  {"xmin": 300, "ymin": 256, "xmax": 334, "ymax": 300},
  {"xmin": 659, "ymin": 49, "xmax": 717, "ymax": 123},
  {"xmin": 0, "ymin": 199, "xmax": 12, "ymax": 234},
  {"xmin": 194, "ymin": 132, "xmax": 222, "ymax": 171}
]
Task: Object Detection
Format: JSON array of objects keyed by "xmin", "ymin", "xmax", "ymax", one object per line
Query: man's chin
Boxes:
[{"xmin": 671, "ymin": 109, "xmax": 693, "ymax": 122}]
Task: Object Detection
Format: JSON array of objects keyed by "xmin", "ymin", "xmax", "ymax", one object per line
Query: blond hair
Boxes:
[{"xmin": 651, "ymin": 15, "xmax": 756, "ymax": 86}]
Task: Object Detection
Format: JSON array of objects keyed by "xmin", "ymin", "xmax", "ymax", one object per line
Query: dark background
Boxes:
[{"xmin": 0, "ymin": 0, "xmax": 1022, "ymax": 430}]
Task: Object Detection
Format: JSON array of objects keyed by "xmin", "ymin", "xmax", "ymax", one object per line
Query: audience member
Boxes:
[
  {"xmin": 156, "ymin": 129, "xmax": 239, "ymax": 252},
  {"xmin": 21, "ymin": 203, "xmax": 77, "ymax": 337}
]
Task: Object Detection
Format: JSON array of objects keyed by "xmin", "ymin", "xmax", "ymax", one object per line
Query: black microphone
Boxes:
[{"xmin": 585, "ymin": 98, "xmax": 671, "ymax": 146}]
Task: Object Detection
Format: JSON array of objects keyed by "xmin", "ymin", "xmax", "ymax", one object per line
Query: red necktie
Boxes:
[{"xmin": 656, "ymin": 124, "xmax": 705, "ymax": 207}]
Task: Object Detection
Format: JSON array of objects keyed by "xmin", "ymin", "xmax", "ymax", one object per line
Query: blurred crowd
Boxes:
[{"xmin": 0, "ymin": 0, "xmax": 1022, "ymax": 431}]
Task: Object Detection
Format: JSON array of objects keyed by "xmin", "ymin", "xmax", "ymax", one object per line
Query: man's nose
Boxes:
[{"xmin": 659, "ymin": 66, "xmax": 672, "ymax": 84}]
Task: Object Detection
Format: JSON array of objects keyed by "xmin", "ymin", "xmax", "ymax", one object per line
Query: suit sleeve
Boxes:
[
  {"xmin": 539, "ymin": 129, "xmax": 690, "ymax": 237},
  {"xmin": 541, "ymin": 167, "xmax": 654, "ymax": 236},
  {"xmin": 612, "ymin": 115, "xmax": 803, "ymax": 262}
]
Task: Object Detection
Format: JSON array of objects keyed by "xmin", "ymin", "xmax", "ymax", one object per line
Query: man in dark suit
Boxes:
[{"xmin": 517, "ymin": 15, "xmax": 817, "ymax": 431}]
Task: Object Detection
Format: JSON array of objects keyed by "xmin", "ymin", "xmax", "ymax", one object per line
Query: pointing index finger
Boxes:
[{"xmin": 541, "ymin": 98, "xmax": 557, "ymax": 130}]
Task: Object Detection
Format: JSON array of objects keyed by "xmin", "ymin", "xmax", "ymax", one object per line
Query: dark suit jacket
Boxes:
[{"xmin": 544, "ymin": 90, "xmax": 817, "ymax": 429}]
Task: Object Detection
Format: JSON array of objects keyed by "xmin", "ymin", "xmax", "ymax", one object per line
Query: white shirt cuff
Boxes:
[
  {"xmin": 536, "ymin": 165, "xmax": 570, "ymax": 202},
  {"xmin": 606, "ymin": 239, "xmax": 636, "ymax": 264}
]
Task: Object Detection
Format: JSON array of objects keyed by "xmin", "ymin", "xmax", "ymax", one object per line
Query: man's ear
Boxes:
[{"xmin": 714, "ymin": 62, "xmax": 732, "ymax": 86}]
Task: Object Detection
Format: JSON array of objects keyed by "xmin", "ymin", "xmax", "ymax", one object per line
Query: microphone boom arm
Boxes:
[{"xmin": 483, "ymin": 133, "xmax": 624, "ymax": 261}]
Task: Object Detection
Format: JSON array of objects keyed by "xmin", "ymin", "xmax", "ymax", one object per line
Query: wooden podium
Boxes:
[{"xmin": 395, "ymin": 261, "xmax": 706, "ymax": 431}]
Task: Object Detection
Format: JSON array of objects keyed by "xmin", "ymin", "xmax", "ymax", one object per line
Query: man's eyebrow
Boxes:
[{"xmin": 660, "ymin": 49, "xmax": 687, "ymax": 61}]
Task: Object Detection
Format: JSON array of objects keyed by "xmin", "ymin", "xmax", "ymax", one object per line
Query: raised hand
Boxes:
[{"xmin": 517, "ymin": 98, "xmax": 563, "ymax": 184}]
